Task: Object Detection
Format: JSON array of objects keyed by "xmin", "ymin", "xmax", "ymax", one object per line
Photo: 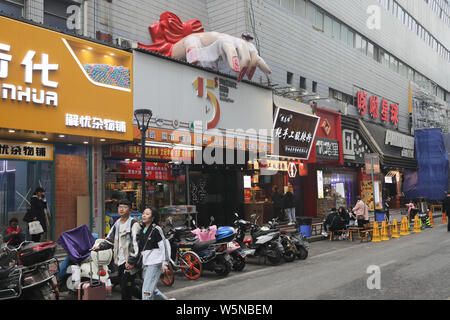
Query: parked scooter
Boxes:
[
  {"xmin": 268, "ymin": 217, "xmax": 309, "ymax": 260},
  {"xmin": 191, "ymin": 216, "xmax": 246, "ymax": 272},
  {"xmin": 57, "ymin": 225, "xmax": 112, "ymax": 293},
  {"xmin": 233, "ymin": 213, "xmax": 284, "ymax": 265},
  {"xmin": 0, "ymin": 238, "xmax": 59, "ymax": 300}
]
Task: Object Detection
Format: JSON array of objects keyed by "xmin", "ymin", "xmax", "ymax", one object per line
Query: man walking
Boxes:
[
  {"xmin": 271, "ymin": 186, "xmax": 283, "ymax": 220},
  {"xmin": 93, "ymin": 199, "xmax": 141, "ymax": 299},
  {"xmin": 283, "ymin": 185, "xmax": 296, "ymax": 225}
]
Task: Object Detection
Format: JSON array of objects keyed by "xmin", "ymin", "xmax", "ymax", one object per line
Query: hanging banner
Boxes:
[
  {"xmin": 110, "ymin": 144, "xmax": 193, "ymax": 161},
  {"xmin": 120, "ymin": 162, "xmax": 175, "ymax": 181}
]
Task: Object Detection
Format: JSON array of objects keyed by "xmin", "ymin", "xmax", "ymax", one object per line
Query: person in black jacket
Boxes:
[
  {"xmin": 29, "ymin": 187, "xmax": 47, "ymax": 242},
  {"xmin": 271, "ymin": 186, "xmax": 283, "ymax": 220},
  {"xmin": 444, "ymin": 192, "xmax": 450, "ymax": 232},
  {"xmin": 283, "ymin": 185, "xmax": 296, "ymax": 225}
]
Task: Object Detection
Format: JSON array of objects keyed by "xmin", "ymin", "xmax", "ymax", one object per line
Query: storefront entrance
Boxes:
[{"xmin": 0, "ymin": 160, "xmax": 53, "ymax": 239}]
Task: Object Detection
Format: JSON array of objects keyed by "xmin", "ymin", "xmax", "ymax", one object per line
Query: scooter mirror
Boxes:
[
  {"xmin": 210, "ymin": 216, "xmax": 215, "ymax": 222},
  {"xmin": 234, "ymin": 213, "xmax": 239, "ymax": 218}
]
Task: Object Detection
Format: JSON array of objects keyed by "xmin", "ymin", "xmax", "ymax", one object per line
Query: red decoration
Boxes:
[
  {"xmin": 138, "ymin": 12, "xmax": 204, "ymax": 57},
  {"xmin": 357, "ymin": 91, "xmax": 368, "ymax": 115},
  {"xmin": 120, "ymin": 162, "xmax": 175, "ymax": 181},
  {"xmin": 369, "ymin": 96, "xmax": 379, "ymax": 119},
  {"xmin": 381, "ymin": 99, "xmax": 389, "ymax": 122},
  {"xmin": 390, "ymin": 103, "xmax": 399, "ymax": 126}
]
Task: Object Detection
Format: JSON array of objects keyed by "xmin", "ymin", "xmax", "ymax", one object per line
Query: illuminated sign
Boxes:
[
  {"xmin": 356, "ymin": 90, "xmax": 399, "ymax": 126},
  {"xmin": 0, "ymin": 140, "xmax": 53, "ymax": 161},
  {"xmin": 65, "ymin": 113, "xmax": 126, "ymax": 133}
]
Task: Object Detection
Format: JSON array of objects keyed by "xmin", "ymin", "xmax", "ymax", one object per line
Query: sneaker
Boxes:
[{"xmin": 321, "ymin": 231, "xmax": 328, "ymax": 237}]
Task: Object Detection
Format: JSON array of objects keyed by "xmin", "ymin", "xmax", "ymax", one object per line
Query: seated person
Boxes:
[
  {"xmin": 322, "ymin": 208, "xmax": 338, "ymax": 237},
  {"xmin": 3, "ymin": 218, "xmax": 25, "ymax": 247}
]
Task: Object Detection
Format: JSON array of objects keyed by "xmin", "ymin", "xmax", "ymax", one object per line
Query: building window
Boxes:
[
  {"xmin": 367, "ymin": 41, "xmax": 374, "ymax": 59},
  {"xmin": 294, "ymin": 0, "xmax": 306, "ymax": 17},
  {"xmin": 324, "ymin": 15, "xmax": 332, "ymax": 37},
  {"xmin": 44, "ymin": 0, "xmax": 79, "ymax": 33},
  {"xmin": 0, "ymin": 0, "xmax": 24, "ymax": 18},
  {"xmin": 332, "ymin": 20, "xmax": 340, "ymax": 40},
  {"xmin": 389, "ymin": 55, "xmax": 398, "ymax": 72},
  {"xmin": 314, "ymin": 9, "xmax": 324, "ymax": 30},
  {"xmin": 281, "ymin": 0, "xmax": 295, "ymax": 12},
  {"xmin": 341, "ymin": 24, "xmax": 348, "ymax": 44},
  {"xmin": 300, "ymin": 76, "xmax": 306, "ymax": 90},
  {"xmin": 312, "ymin": 81, "xmax": 317, "ymax": 93},
  {"xmin": 347, "ymin": 29, "xmax": 355, "ymax": 48},
  {"xmin": 287, "ymin": 72, "xmax": 293, "ymax": 85},
  {"xmin": 306, "ymin": 1, "xmax": 315, "ymax": 25}
]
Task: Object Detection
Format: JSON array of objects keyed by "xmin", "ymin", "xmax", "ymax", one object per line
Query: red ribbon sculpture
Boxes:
[{"xmin": 138, "ymin": 12, "xmax": 204, "ymax": 57}]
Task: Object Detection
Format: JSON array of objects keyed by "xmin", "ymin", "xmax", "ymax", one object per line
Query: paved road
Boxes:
[
  {"xmin": 60, "ymin": 218, "xmax": 449, "ymax": 300},
  {"xmin": 159, "ymin": 223, "xmax": 450, "ymax": 300}
]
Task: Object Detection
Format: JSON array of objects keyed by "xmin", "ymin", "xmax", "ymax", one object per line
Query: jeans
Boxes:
[
  {"xmin": 285, "ymin": 208, "xmax": 296, "ymax": 223},
  {"xmin": 142, "ymin": 264, "xmax": 167, "ymax": 300}
]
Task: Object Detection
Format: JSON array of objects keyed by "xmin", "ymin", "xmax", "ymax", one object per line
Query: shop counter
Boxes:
[{"xmin": 244, "ymin": 202, "xmax": 274, "ymax": 226}]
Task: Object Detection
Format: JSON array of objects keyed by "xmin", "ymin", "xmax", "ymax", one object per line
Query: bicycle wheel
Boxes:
[
  {"xmin": 160, "ymin": 262, "xmax": 175, "ymax": 287},
  {"xmin": 180, "ymin": 252, "xmax": 202, "ymax": 280}
]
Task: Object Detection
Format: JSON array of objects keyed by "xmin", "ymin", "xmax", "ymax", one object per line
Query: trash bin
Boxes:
[
  {"xmin": 375, "ymin": 210, "xmax": 386, "ymax": 222},
  {"xmin": 297, "ymin": 217, "xmax": 312, "ymax": 237}
]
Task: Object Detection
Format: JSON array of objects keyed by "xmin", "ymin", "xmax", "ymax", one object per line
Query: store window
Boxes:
[
  {"xmin": 0, "ymin": 0, "xmax": 24, "ymax": 18},
  {"xmin": 316, "ymin": 169, "xmax": 358, "ymax": 216}
]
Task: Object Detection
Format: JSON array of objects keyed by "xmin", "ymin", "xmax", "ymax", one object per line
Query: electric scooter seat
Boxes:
[{"xmin": 192, "ymin": 240, "xmax": 216, "ymax": 253}]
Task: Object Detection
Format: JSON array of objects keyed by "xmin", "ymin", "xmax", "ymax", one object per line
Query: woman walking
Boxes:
[
  {"xmin": 29, "ymin": 187, "xmax": 47, "ymax": 242},
  {"xmin": 138, "ymin": 207, "xmax": 174, "ymax": 300}
]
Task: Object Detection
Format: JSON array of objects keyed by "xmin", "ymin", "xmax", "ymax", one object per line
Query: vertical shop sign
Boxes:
[{"xmin": 317, "ymin": 170, "xmax": 324, "ymax": 199}]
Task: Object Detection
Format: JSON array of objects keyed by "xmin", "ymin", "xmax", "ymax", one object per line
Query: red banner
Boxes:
[
  {"xmin": 121, "ymin": 162, "xmax": 174, "ymax": 181},
  {"xmin": 111, "ymin": 144, "xmax": 193, "ymax": 162}
]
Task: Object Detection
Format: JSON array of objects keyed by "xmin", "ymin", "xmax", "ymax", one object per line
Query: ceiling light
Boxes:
[
  {"xmin": 42, "ymin": 138, "xmax": 49, "ymax": 141},
  {"xmin": 87, "ymin": 47, "xmax": 93, "ymax": 50},
  {"xmin": 83, "ymin": 141, "xmax": 89, "ymax": 144},
  {"xmin": 58, "ymin": 135, "xmax": 65, "ymax": 138},
  {"xmin": 8, "ymin": 129, "xmax": 15, "ymax": 133},
  {"xmin": 110, "ymin": 53, "xmax": 115, "ymax": 56},
  {"xmin": 100, "ymin": 138, "xmax": 106, "ymax": 142}
]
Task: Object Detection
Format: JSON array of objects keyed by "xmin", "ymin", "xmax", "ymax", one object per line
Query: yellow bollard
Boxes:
[
  {"xmin": 442, "ymin": 213, "xmax": 448, "ymax": 224},
  {"xmin": 413, "ymin": 215, "xmax": 422, "ymax": 233},
  {"xmin": 372, "ymin": 221, "xmax": 381, "ymax": 242},
  {"xmin": 381, "ymin": 221, "xmax": 389, "ymax": 241},
  {"xmin": 391, "ymin": 219, "xmax": 400, "ymax": 238},
  {"xmin": 429, "ymin": 212, "xmax": 435, "ymax": 227}
]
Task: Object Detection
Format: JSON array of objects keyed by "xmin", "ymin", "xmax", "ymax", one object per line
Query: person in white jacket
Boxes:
[{"xmin": 138, "ymin": 207, "xmax": 173, "ymax": 300}]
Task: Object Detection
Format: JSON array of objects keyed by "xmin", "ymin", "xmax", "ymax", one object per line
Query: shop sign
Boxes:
[
  {"xmin": 364, "ymin": 153, "xmax": 380, "ymax": 174},
  {"xmin": 110, "ymin": 144, "xmax": 193, "ymax": 161},
  {"xmin": 316, "ymin": 137, "xmax": 340, "ymax": 161},
  {"xmin": 288, "ymin": 162, "xmax": 297, "ymax": 178},
  {"xmin": 317, "ymin": 170, "xmax": 324, "ymax": 199},
  {"xmin": 273, "ymin": 107, "xmax": 320, "ymax": 160},
  {"xmin": 0, "ymin": 16, "xmax": 133, "ymax": 140},
  {"xmin": 356, "ymin": 90, "xmax": 399, "ymax": 126},
  {"xmin": 0, "ymin": 140, "xmax": 53, "ymax": 161},
  {"xmin": 264, "ymin": 160, "xmax": 288, "ymax": 172},
  {"xmin": 121, "ymin": 162, "xmax": 174, "ymax": 181},
  {"xmin": 342, "ymin": 129, "xmax": 371, "ymax": 162},
  {"xmin": 385, "ymin": 129, "xmax": 414, "ymax": 158}
]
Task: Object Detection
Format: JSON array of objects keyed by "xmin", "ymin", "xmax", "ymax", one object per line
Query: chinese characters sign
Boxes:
[
  {"xmin": 65, "ymin": 114, "xmax": 126, "ymax": 133},
  {"xmin": 273, "ymin": 107, "xmax": 320, "ymax": 160},
  {"xmin": 0, "ymin": 140, "xmax": 53, "ymax": 161},
  {"xmin": 357, "ymin": 90, "xmax": 399, "ymax": 126},
  {"xmin": 110, "ymin": 144, "xmax": 194, "ymax": 162},
  {"xmin": 120, "ymin": 162, "xmax": 174, "ymax": 181},
  {"xmin": 316, "ymin": 137, "xmax": 340, "ymax": 161}
]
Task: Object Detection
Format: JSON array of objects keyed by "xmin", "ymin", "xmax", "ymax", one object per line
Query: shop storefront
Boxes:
[
  {"xmin": 0, "ymin": 16, "xmax": 133, "ymax": 239},
  {"xmin": 132, "ymin": 48, "xmax": 273, "ymax": 227}
]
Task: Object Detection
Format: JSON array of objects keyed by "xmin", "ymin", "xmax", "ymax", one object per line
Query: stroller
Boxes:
[{"xmin": 56, "ymin": 225, "xmax": 113, "ymax": 293}]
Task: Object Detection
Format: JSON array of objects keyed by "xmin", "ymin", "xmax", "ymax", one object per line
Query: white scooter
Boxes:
[{"xmin": 65, "ymin": 239, "xmax": 113, "ymax": 292}]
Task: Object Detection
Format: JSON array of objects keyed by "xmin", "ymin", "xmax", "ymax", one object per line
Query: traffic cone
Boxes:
[
  {"xmin": 391, "ymin": 219, "xmax": 400, "ymax": 238},
  {"xmin": 381, "ymin": 221, "xmax": 389, "ymax": 241},
  {"xmin": 372, "ymin": 221, "xmax": 381, "ymax": 242},
  {"xmin": 429, "ymin": 212, "xmax": 435, "ymax": 227},
  {"xmin": 403, "ymin": 217, "xmax": 410, "ymax": 235},
  {"xmin": 442, "ymin": 213, "xmax": 448, "ymax": 224},
  {"xmin": 413, "ymin": 215, "xmax": 422, "ymax": 233}
]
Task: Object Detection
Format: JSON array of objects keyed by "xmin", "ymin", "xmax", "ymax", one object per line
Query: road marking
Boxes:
[{"xmin": 379, "ymin": 260, "xmax": 396, "ymax": 268}]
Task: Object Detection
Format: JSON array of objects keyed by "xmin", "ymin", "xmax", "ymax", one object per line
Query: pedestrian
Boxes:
[
  {"xmin": 384, "ymin": 196, "xmax": 391, "ymax": 221},
  {"xmin": 26, "ymin": 187, "xmax": 47, "ymax": 242},
  {"xmin": 137, "ymin": 207, "xmax": 174, "ymax": 300},
  {"xmin": 283, "ymin": 185, "xmax": 296, "ymax": 225},
  {"xmin": 2, "ymin": 218, "xmax": 25, "ymax": 247},
  {"xmin": 321, "ymin": 208, "xmax": 338, "ymax": 237},
  {"xmin": 271, "ymin": 186, "xmax": 283, "ymax": 220},
  {"xmin": 353, "ymin": 196, "xmax": 369, "ymax": 228},
  {"xmin": 443, "ymin": 191, "xmax": 450, "ymax": 232},
  {"xmin": 93, "ymin": 199, "xmax": 141, "ymax": 300}
]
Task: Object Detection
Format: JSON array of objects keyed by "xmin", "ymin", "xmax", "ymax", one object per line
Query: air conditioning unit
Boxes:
[{"xmin": 116, "ymin": 37, "xmax": 138, "ymax": 49}]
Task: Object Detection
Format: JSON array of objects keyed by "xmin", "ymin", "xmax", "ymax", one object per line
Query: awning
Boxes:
[{"xmin": 359, "ymin": 120, "xmax": 417, "ymax": 170}]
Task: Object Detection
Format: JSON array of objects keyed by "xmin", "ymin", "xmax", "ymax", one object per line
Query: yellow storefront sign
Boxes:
[{"xmin": 0, "ymin": 16, "xmax": 133, "ymax": 140}]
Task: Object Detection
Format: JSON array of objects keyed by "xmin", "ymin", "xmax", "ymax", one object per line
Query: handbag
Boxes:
[
  {"xmin": 28, "ymin": 220, "xmax": 44, "ymax": 235},
  {"xmin": 136, "ymin": 227, "xmax": 155, "ymax": 269}
]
